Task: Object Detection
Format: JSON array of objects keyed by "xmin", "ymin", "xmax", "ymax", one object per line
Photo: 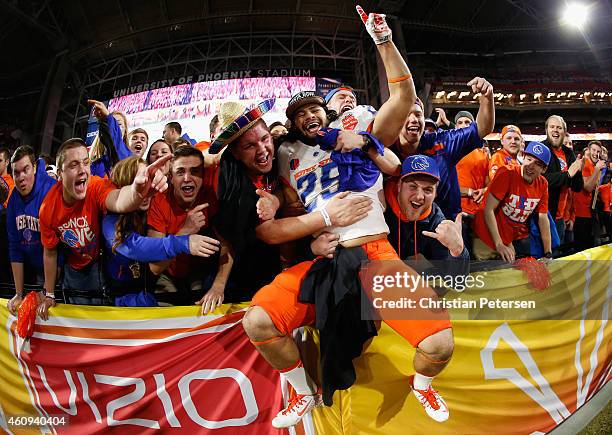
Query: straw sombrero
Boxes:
[{"xmin": 209, "ymin": 98, "xmax": 275, "ymax": 154}]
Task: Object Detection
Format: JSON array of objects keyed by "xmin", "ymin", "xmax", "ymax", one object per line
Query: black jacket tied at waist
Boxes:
[{"xmin": 299, "ymin": 246, "xmax": 377, "ymax": 406}]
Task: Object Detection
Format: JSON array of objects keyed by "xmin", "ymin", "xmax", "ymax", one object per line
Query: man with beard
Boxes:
[
  {"xmin": 243, "ymin": 85, "xmax": 454, "ymax": 428},
  {"xmin": 388, "ymin": 78, "xmax": 494, "ymax": 221},
  {"xmin": 38, "ymin": 138, "xmax": 169, "ymax": 316},
  {"xmin": 541, "ymin": 115, "xmax": 584, "ymax": 245},
  {"xmin": 204, "ymin": 99, "xmax": 371, "ymax": 308},
  {"xmin": 472, "ymin": 142, "xmax": 552, "ymax": 261}
]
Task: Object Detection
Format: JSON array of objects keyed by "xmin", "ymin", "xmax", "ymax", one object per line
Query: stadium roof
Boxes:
[{"xmin": 1, "ymin": 0, "xmax": 611, "ymax": 138}]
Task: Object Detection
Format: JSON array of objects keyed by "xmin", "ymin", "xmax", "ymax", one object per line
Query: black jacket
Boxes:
[
  {"xmin": 299, "ymin": 247, "xmax": 376, "ymax": 406},
  {"xmin": 542, "ymin": 139, "xmax": 583, "ymax": 219},
  {"xmin": 385, "ymin": 202, "xmax": 470, "ymax": 290}
]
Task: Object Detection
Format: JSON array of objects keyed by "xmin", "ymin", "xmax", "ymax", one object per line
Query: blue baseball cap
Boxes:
[
  {"xmin": 400, "ymin": 155, "xmax": 440, "ymax": 181},
  {"xmin": 324, "ymin": 86, "xmax": 356, "ymax": 104},
  {"xmin": 524, "ymin": 141, "xmax": 551, "ymax": 166}
]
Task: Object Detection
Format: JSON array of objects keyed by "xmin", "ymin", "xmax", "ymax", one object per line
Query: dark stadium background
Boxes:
[{"xmin": 0, "ymin": 0, "xmax": 610, "ymax": 157}]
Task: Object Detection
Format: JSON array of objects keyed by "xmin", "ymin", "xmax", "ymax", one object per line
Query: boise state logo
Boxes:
[
  {"xmin": 61, "ymin": 229, "xmax": 80, "ymax": 248},
  {"xmin": 411, "ymin": 155, "xmax": 430, "ymax": 171},
  {"xmin": 23, "ymin": 229, "xmax": 32, "ymax": 242},
  {"xmin": 532, "ymin": 144, "xmax": 544, "ymax": 155}
]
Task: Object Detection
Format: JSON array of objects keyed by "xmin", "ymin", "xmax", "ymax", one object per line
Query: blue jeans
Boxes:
[
  {"xmin": 555, "ymin": 219, "xmax": 566, "ymax": 245},
  {"xmin": 62, "ymin": 262, "xmax": 108, "ymax": 306}
]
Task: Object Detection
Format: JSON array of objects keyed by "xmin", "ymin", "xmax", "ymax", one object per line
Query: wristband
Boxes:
[
  {"xmin": 320, "ymin": 208, "xmax": 333, "ymax": 227},
  {"xmin": 544, "ymin": 252, "xmax": 553, "ymax": 259},
  {"xmin": 388, "ymin": 73, "xmax": 412, "ymax": 84}
]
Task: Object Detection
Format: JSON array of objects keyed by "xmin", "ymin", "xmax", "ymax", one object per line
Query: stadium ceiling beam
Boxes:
[
  {"xmin": 0, "ymin": 0, "xmax": 67, "ymax": 47},
  {"xmin": 468, "ymin": 0, "xmax": 488, "ymax": 27},
  {"xmin": 502, "ymin": 0, "xmax": 544, "ymax": 22},
  {"xmin": 71, "ymin": 10, "xmax": 363, "ymax": 59},
  {"xmin": 117, "ymin": 0, "xmax": 135, "ymax": 33},
  {"xmin": 79, "ymin": 33, "xmax": 364, "ymax": 90}
]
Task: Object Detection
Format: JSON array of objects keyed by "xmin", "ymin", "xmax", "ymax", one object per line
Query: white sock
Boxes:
[
  {"xmin": 280, "ymin": 361, "xmax": 315, "ymax": 395},
  {"xmin": 413, "ymin": 373, "xmax": 434, "ymax": 390}
]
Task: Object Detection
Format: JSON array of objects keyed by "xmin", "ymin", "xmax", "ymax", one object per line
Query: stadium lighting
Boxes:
[{"xmin": 561, "ymin": 3, "xmax": 589, "ymax": 29}]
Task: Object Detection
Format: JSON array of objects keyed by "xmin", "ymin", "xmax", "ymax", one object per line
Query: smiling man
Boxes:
[
  {"xmin": 38, "ymin": 138, "xmax": 168, "ymax": 314},
  {"xmin": 389, "ymin": 154, "xmax": 469, "ymax": 264},
  {"xmin": 390, "ymin": 77, "xmax": 494, "ymax": 220},
  {"xmin": 541, "ymin": 115, "xmax": 584, "ymax": 245},
  {"xmin": 472, "ymin": 142, "xmax": 552, "ymax": 262},
  {"xmin": 243, "ymin": 88, "xmax": 454, "ymax": 428}
]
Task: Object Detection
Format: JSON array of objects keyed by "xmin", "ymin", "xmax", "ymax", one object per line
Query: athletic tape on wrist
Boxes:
[{"xmin": 320, "ymin": 208, "xmax": 333, "ymax": 227}]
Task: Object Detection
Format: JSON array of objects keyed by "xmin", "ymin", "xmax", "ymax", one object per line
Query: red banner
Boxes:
[{"xmin": 9, "ymin": 311, "xmax": 286, "ymax": 434}]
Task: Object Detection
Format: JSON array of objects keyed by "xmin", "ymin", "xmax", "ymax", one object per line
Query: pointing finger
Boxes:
[
  {"xmin": 356, "ymin": 5, "xmax": 369, "ymax": 24},
  {"xmin": 147, "ymin": 154, "xmax": 172, "ymax": 173}
]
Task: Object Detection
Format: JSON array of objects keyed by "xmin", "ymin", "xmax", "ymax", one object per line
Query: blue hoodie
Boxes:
[
  {"xmin": 91, "ymin": 115, "xmax": 133, "ymax": 177},
  {"xmin": 102, "ymin": 214, "xmax": 191, "ymax": 291},
  {"xmin": 6, "ymin": 158, "xmax": 57, "ymax": 271}
]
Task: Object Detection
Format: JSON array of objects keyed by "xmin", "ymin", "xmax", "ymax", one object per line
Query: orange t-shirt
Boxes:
[
  {"xmin": 457, "ymin": 148, "xmax": 489, "ymax": 215},
  {"xmin": 552, "ymin": 147, "xmax": 570, "ymax": 220},
  {"xmin": 563, "ymin": 190, "xmax": 575, "ymax": 222},
  {"xmin": 39, "ymin": 176, "xmax": 116, "ymax": 269},
  {"xmin": 473, "ymin": 165, "xmax": 549, "ymax": 249},
  {"xmin": 2, "ymin": 174, "xmax": 14, "ymax": 208},
  {"xmin": 599, "ymin": 183, "xmax": 611, "ymax": 213},
  {"xmin": 488, "ymin": 149, "xmax": 518, "ymax": 182},
  {"xmin": 574, "ymin": 159, "xmax": 596, "ymax": 218},
  {"xmin": 147, "ymin": 181, "xmax": 217, "ymax": 278}
]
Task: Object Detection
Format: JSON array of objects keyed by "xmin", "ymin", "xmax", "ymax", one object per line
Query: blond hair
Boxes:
[
  {"xmin": 90, "ymin": 111, "xmax": 129, "ymax": 161},
  {"xmin": 110, "ymin": 156, "xmax": 146, "ymax": 253}
]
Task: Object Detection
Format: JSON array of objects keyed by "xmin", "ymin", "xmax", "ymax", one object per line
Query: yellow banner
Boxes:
[{"xmin": 310, "ymin": 246, "xmax": 612, "ymax": 434}]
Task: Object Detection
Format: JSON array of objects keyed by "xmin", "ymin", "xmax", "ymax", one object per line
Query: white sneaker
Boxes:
[
  {"xmin": 272, "ymin": 388, "xmax": 322, "ymax": 429},
  {"xmin": 410, "ymin": 376, "xmax": 449, "ymax": 422}
]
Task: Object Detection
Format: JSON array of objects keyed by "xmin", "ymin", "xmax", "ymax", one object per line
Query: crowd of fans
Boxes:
[
  {"xmin": 1, "ymin": 6, "xmax": 611, "ymax": 429},
  {"xmin": 2, "ymin": 95, "xmax": 610, "ymax": 310}
]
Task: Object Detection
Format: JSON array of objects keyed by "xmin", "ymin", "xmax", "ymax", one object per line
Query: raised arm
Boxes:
[{"xmin": 357, "ymin": 5, "xmax": 416, "ymax": 146}]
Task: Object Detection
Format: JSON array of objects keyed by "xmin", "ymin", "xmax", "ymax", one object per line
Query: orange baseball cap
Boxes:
[{"xmin": 501, "ymin": 124, "xmax": 522, "ymax": 139}]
